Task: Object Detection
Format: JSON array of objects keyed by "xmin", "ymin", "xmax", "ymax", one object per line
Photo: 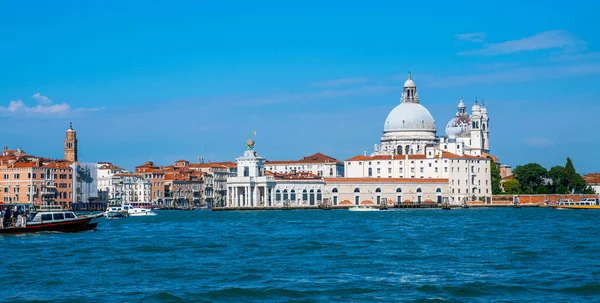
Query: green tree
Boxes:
[
  {"xmin": 488, "ymin": 157, "xmax": 503, "ymax": 194},
  {"xmin": 564, "ymin": 158, "xmax": 586, "ymax": 193},
  {"xmin": 556, "ymin": 185, "xmax": 569, "ymax": 194},
  {"xmin": 548, "ymin": 166, "xmax": 569, "ymax": 193},
  {"xmin": 503, "ymin": 178, "xmax": 520, "ymax": 194},
  {"xmin": 584, "ymin": 186, "xmax": 596, "ymax": 194},
  {"xmin": 513, "ymin": 163, "xmax": 548, "ymax": 194}
]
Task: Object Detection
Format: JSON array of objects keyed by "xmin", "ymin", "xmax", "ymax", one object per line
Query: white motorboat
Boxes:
[
  {"xmin": 104, "ymin": 204, "xmax": 157, "ymax": 217},
  {"xmin": 348, "ymin": 206, "xmax": 380, "ymax": 212}
]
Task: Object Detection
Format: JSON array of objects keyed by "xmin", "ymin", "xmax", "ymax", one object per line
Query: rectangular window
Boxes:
[
  {"xmin": 53, "ymin": 213, "xmax": 65, "ymax": 220},
  {"xmin": 435, "ymin": 167, "xmax": 438, "ymax": 173},
  {"xmin": 444, "ymin": 167, "xmax": 448, "ymax": 172},
  {"xmin": 377, "ymin": 168, "xmax": 380, "ymax": 173},
  {"xmin": 420, "ymin": 167, "xmax": 424, "ymax": 173},
  {"xmin": 428, "ymin": 163, "xmax": 432, "ymax": 167},
  {"xmin": 41, "ymin": 214, "xmax": 53, "ymax": 221}
]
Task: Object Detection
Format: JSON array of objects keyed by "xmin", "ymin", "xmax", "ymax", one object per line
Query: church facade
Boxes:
[{"xmin": 345, "ymin": 74, "xmax": 492, "ymax": 204}]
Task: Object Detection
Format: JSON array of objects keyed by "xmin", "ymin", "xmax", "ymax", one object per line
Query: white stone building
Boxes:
[
  {"xmin": 97, "ymin": 162, "xmax": 127, "ymax": 201},
  {"xmin": 347, "ymin": 74, "xmax": 493, "ymax": 205},
  {"xmin": 226, "ymin": 138, "xmax": 326, "ymax": 207},
  {"xmin": 111, "ymin": 174, "xmax": 151, "ymax": 203},
  {"xmin": 265, "ymin": 153, "xmax": 344, "ymax": 177},
  {"xmin": 372, "ymin": 73, "xmax": 490, "ymax": 158}
]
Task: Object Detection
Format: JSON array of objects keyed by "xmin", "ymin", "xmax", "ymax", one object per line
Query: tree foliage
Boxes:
[
  {"xmin": 513, "ymin": 163, "xmax": 548, "ymax": 194},
  {"xmin": 488, "ymin": 158, "xmax": 503, "ymax": 194},
  {"xmin": 506, "ymin": 158, "xmax": 592, "ymax": 195},
  {"xmin": 503, "ymin": 179, "xmax": 520, "ymax": 194}
]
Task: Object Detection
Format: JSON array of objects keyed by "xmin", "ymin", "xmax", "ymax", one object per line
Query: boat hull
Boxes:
[
  {"xmin": 551, "ymin": 205, "xmax": 600, "ymax": 210},
  {"xmin": 0, "ymin": 218, "xmax": 98, "ymax": 234}
]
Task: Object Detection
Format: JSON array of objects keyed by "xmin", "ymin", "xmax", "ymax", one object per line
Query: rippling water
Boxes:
[{"xmin": 1, "ymin": 208, "xmax": 599, "ymax": 302}]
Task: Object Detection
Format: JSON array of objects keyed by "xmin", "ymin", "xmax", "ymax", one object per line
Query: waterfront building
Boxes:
[
  {"xmin": 346, "ymin": 74, "xmax": 494, "ymax": 205},
  {"xmin": 135, "ymin": 161, "xmax": 166, "ymax": 203},
  {"xmin": 111, "ymin": 174, "xmax": 151, "ymax": 203},
  {"xmin": 226, "ymin": 137, "xmax": 276, "ymax": 207},
  {"xmin": 265, "ymin": 153, "xmax": 344, "ymax": 177},
  {"xmin": 97, "ymin": 162, "xmax": 127, "ymax": 201},
  {"xmin": 583, "ymin": 173, "xmax": 600, "ymax": 194},
  {"xmin": 189, "ymin": 161, "xmax": 236, "ymax": 206},
  {"xmin": 323, "ymin": 178, "xmax": 448, "ymax": 205}
]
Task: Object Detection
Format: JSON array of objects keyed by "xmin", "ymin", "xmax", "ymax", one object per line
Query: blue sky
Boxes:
[{"xmin": 1, "ymin": 0, "xmax": 600, "ymax": 172}]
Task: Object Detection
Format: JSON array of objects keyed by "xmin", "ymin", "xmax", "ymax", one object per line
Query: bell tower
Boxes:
[{"xmin": 64, "ymin": 122, "xmax": 78, "ymax": 162}]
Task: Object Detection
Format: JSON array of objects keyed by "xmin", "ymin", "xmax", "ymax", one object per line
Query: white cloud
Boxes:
[
  {"xmin": 524, "ymin": 137, "xmax": 552, "ymax": 148},
  {"xmin": 32, "ymin": 93, "xmax": 52, "ymax": 105},
  {"xmin": 0, "ymin": 93, "xmax": 104, "ymax": 116},
  {"xmin": 455, "ymin": 32, "xmax": 486, "ymax": 43},
  {"xmin": 459, "ymin": 30, "xmax": 585, "ymax": 56},
  {"xmin": 422, "ymin": 62, "xmax": 600, "ymax": 87}
]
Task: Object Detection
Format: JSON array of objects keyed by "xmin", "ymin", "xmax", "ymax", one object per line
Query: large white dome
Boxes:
[{"xmin": 384, "ymin": 102, "xmax": 436, "ymax": 133}]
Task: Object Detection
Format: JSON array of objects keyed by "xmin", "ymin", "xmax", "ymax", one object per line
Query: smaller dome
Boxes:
[
  {"xmin": 445, "ymin": 115, "xmax": 471, "ymax": 139},
  {"xmin": 472, "ymin": 101, "xmax": 481, "ymax": 112},
  {"xmin": 404, "ymin": 79, "xmax": 415, "ymax": 88}
]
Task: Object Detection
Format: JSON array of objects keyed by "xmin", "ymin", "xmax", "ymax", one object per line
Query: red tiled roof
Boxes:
[
  {"xmin": 267, "ymin": 152, "xmax": 342, "ymax": 165},
  {"xmin": 345, "ymin": 151, "xmax": 485, "ymax": 162},
  {"xmin": 324, "ymin": 177, "xmax": 448, "ymax": 184}
]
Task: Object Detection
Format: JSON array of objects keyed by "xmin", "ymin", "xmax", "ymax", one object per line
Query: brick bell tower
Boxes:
[{"xmin": 64, "ymin": 122, "xmax": 78, "ymax": 162}]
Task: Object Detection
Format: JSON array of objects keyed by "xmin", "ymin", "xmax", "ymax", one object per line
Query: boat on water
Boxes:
[
  {"xmin": 103, "ymin": 204, "xmax": 157, "ymax": 217},
  {"xmin": 551, "ymin": 198, "xmax": 600, "ymax": 210},
  {"xmin": 348, "ymin": 206, "xmax": 380, "ymax": 212},
  {"xmin": 0, "ymin": 204, "xmax": 102, "ymax": 234}
]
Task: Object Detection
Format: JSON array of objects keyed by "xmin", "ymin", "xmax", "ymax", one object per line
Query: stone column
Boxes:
[
  {"xmin": 245, "ymin": 186, "xmax": 249, "ymax": 207},
  {"xmin": 252, "ymin": 185, "xmax": 258, "ymax": 207},
  {"xmin": 270, "ymin": 187, "xmax": 275, "ymax": 206},
  {"xmin": 263, "ymin": 186, "xmax": 267, "ymax": 207}
]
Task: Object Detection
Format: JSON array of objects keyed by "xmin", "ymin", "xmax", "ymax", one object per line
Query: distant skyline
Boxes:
[{"xmin": 1, "ymin": 1, "xmax": 600, "ymax": 172}]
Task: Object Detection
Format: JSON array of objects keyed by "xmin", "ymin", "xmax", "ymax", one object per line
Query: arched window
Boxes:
[
  {"xmin": 397, "ymin": 145, "xmax": 403, "ymax": 155},
  {"xmin": 275, "ymin": 190, "xmax": 281, "ymax": 201},
  {"xmin": 396, "ymin": 187, "xmax": 402, "ymax": 204},
  {"xmin": 302, "ymin": 189, "xmax": 308, "ymax": 201},
  {"xmin": 317, "ymin": 189, "xmax": 322, "ymax": 202},
  {"xmin": 309, "ymin": 189, "xmax": 315, "ymax": 205},
  {"xmin": 417, "ymin": 188, "xmax": 422, "ymax": 204},
  {"xmin": 354, "ymin": 188, "xmax": 360, "ymax": 193},
  {"xmin": 436, "ymin": 188, "xmax": 442, "ymax": 204},
  {"xmin": 290, "ymin": 189, "xmax": 296, "ymax": 201},
  {"xmin": 354, "ymin": 187, "xmax": 360, "ymax": 205},
  {"xmin": 283, "ymin": 189, "xmax": 288, "ymax": 201},
  {"xmin": 375, "ymin": 188, "xmax": 382, "ymax": 205},
  {"xmin": 405, "ymin": 145, "xmax": 410, "ymax": 155},
  {"xmin": 329, "ymin": 168, "xmax": 333, "ymax": 176},
  {"xmin": 332, "ymin": 188, "xmax": 338, "ymax": 205}
]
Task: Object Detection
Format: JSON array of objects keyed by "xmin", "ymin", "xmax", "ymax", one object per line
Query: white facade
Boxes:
[
  {"xmin": 111, "ymin": 174, "xmax": 151, "ymax": 203},
  {"xmin": 226, "ymin": 139, "xmax": 276, "ymax": 207},
  {"xmin": 97, "ymin": 163, "xmax": 127, "ymax": 201},
  {"xmin": 272, "ymin": 180, "xmax": 325, "ymax": 206},
  {"xmin": 265, "ymin": 153, "xmax": 344, "ymax": 177},
  {"xmin": 373, "ymin": 74, "xmax": 490, "ymax": 158},
  {"xmin": 349, "ymin": 74, "xmax": 492, "ymax": 205}
]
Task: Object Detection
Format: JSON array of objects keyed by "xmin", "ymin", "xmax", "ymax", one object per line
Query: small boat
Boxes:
[
  {"xmin": 551, "ymin": 198, "xmax": 600, "ymax": 209},
  {"xmin": 0, "ymin": 205, "xmax": 101, "ymax": 234},
  {"xmin": 104, "ymin": 204, "xmax": 157, "ymax": 217},
  {"xmin": 348, "ymin": 206, "xmax": 380, "ymax": 212}
]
